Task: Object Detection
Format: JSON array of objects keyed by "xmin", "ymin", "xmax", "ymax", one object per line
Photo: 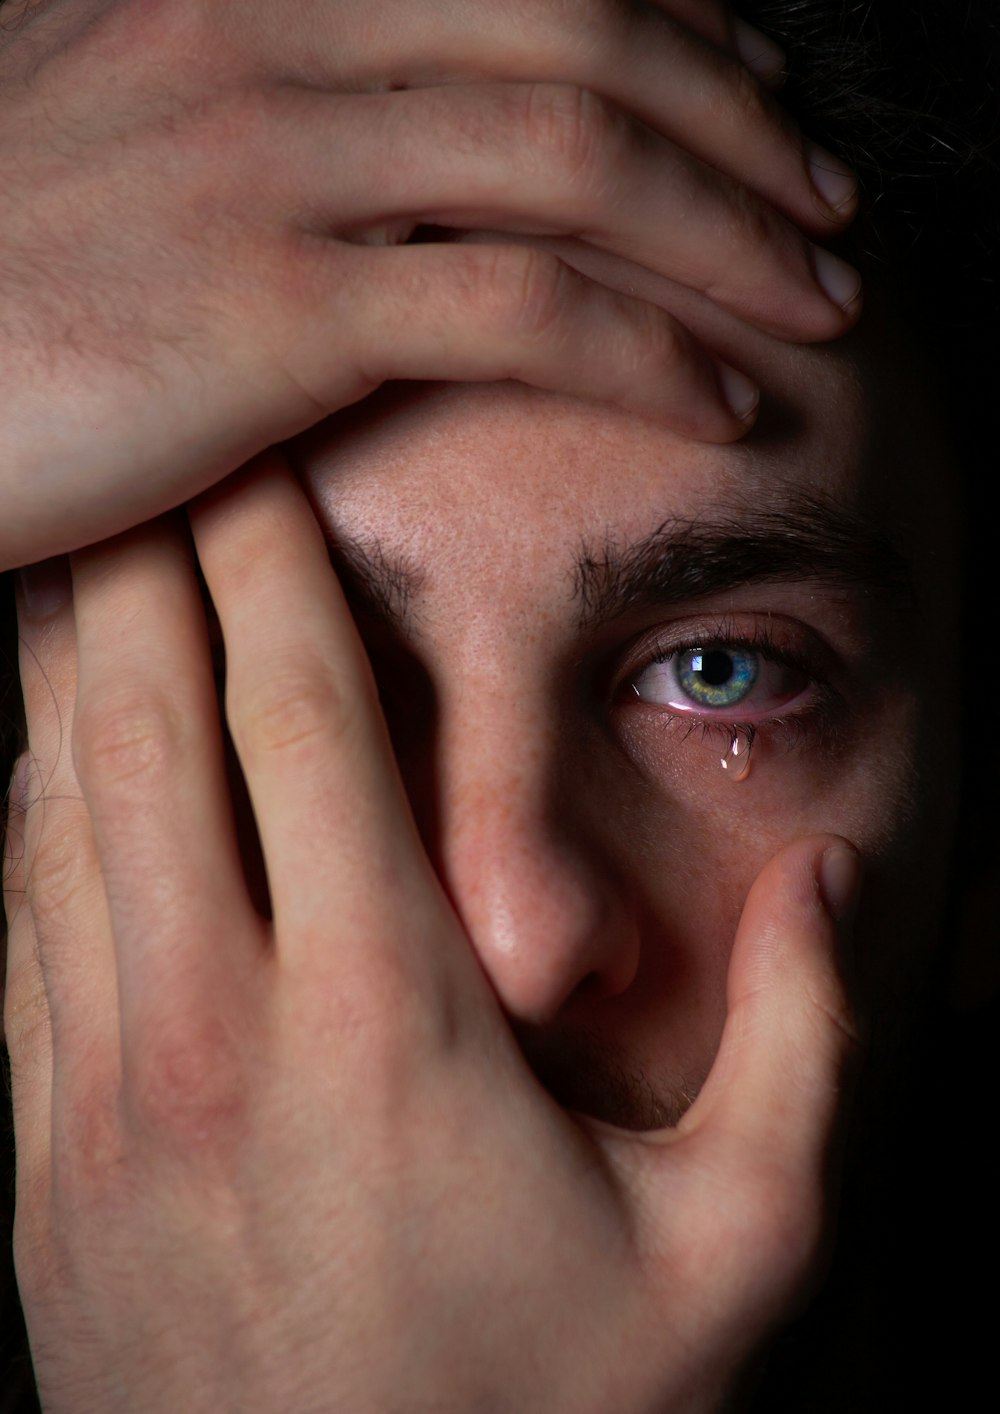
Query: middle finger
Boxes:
[
  {"xmin": 273, "ymin": 82, "xmax": 860, "ymax": 340},
  {"xmin": 248, "ymin": 0, "xmax": 846, "ymax": 234}
]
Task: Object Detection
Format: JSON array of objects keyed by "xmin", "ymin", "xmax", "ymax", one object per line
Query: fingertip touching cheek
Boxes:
[{"xmin": 285, "ymin": 281, "xmax": 960, "ymax": 1131}]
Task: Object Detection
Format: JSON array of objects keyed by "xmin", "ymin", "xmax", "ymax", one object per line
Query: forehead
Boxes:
[{"xmin": 295, "ymin": 277, "xmax": 954, "ymax": 625}]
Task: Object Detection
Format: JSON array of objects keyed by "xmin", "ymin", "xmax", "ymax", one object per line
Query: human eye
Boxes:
[
  {"xmin": 615, "ymin": 614, "xmax": 838, "ymax": 773},
  {"xmin": 631, "ymin": 642, "xmax": 808, "ymax": 719}
]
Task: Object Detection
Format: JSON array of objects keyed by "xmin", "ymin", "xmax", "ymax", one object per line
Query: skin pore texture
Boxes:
[
  {"xmin": 288, "ymin": 250, "xmax": 961, "ymax": 1130},
  {"xmin": 1, "ymin": 5, "xmax": 993, "ymax": 1407}
]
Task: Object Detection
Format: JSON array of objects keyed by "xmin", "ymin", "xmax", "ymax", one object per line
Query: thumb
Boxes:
[
  {"xmin": 610, "ymin": 835, "xmax": 864, "ymax": 1379},
  {"xmin": 661, "ymin": 834, "xmax": 864, "ymax": 1306},
  {"xmin": 684, "ymin": 833, "xmax": 862, "ymax": 1169}
]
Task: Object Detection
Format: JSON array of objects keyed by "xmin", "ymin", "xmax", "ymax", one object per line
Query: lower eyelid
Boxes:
[
  {"xmin": 632, "ymin": 699, "xmax": 809, "ymax": 736},
  {"xmin": 624, "ymin": 682, "xmax": 842, "ymax": 758},
  {"xmin": 609, "ymin": 617, "xmax": 851, "ymax": 760}
]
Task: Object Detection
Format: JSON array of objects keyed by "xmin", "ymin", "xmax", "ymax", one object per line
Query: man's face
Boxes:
[{"xmin": 292, "ymin": 262, "xmax": 960, "ymax": 1129}]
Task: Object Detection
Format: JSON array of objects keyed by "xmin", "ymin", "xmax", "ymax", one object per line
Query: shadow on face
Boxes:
[{"xmin": 288, "ymin": 260, "xmax": 961, "ymax": 1130}]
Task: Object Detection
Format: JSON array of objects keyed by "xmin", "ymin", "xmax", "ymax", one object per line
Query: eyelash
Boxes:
[{"xmin": 619, "ymin": 615, "xmax": 840, "ymax": 756}]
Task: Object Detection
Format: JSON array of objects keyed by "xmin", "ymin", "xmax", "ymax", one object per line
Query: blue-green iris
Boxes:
[{"xmin": 677, "ymin": 647, "xmax": 758, "ymax": 708}]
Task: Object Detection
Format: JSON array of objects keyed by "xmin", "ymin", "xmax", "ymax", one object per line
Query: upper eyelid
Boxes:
[
  {"xmin": 622, "ymin": 650, "xmax": 833, "ymax": 755},
  {"xmin": 646, "ymin": 635, "xmax": 800, "ymax": 670},
  {"xmin": 612, "ymin": 611, "xmax": 826, "ymax": 689},
  {"xmin": 603, "ymin": 610, "xmax": 857, "ymax": 743}
]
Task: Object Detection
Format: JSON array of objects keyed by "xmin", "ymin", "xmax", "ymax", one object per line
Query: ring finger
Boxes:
[
  {"xmin": 6, "ymin": 561, "xmax": 111, "ymax": 1201},
  {"xmin": 267, "ymin": 83, "xmax": 860, "ymax": 341},
  {"xmin": 258, "ymin": 1, "xmax": 836, "ymax": 233}
]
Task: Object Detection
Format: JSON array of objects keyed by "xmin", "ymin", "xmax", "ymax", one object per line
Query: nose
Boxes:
[{"xmin": 427, "ymin": 756, "xmax": 642, "ymax": 1027}]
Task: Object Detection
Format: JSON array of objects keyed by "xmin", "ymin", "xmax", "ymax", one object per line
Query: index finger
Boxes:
[{"xmin": 187, "ymin": 455, "xmax": 467, "ymax": 1006}]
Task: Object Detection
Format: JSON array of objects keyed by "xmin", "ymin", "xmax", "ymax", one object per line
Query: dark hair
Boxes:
[
  {"xmin": 0, "ymin": 577, "xmax": 31, "ymax": 1410},
  {"xmin": 1, "ymin": 2, "xmax": 998, "ymax": 1408},
  {"xmin": 743, "ymin": 0, "xmax": 1000, "ymax": 886}
]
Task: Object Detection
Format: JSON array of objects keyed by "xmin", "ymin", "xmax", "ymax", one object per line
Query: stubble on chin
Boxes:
[{"xmin": 517, "ymin": 1029, "xmax": 706, "ymax": 1132}]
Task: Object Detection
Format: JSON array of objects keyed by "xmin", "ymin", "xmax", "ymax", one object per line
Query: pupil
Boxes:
[{"xmin": 699, "ymin": 650, "xmax": 734, "ymax": 686}]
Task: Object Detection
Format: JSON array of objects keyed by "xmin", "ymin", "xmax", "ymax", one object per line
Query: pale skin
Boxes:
[
  {"xmin": 6, "ymin": 461, "xmax": 863, "ymax": 1414},
  {"xmin": 4, "ymin": 275, "xmax": 966, "ymax": 1409},
  {"xmin": 0, "ymin": 1, "xmax": 912, "ymax": 1408},
  {"xmin": 0, "ymin": 0, "xmax": 861, "ymax": 569},
  {"xmin": 290, "ymin": 265, "xmax": 961, "ymax": 1123}
]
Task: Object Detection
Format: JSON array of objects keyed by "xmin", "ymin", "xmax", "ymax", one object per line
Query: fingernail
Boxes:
[
  {"xmin": 716, "ymin": 362, "xmax": 760, "ymax": 423},
  {"xmin": 731, "ymin": 18, "xmax": 786, "ymax": 84},
  {"xmin": 18, "ymin": 556, "xmax": 72, "ymax": 620},
  {"xmin": 819, "ymin": 845, "xmax": 863, "ymax": 926},
  {"xmin": 812, "ymin": 247, "xmax": 863, "ymax": 314},
  {"xmin": 808, "ymin": 143, "xmax": 857, "ymax": 217}
]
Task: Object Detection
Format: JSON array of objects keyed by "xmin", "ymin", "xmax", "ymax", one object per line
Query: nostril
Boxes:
[
  {"xmin": 571, "ymin": 966, "xmax": 628, "ymax": 1005},
  {"xmin": 448, "ymin": 852, "xmax": 641, "ymax": 1026}
]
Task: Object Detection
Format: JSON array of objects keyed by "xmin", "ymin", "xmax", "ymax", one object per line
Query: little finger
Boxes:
[
  {"xmin": 6, "ymin": 562, "xmax": 115, "ymax": 1203},
  {"xmin": 69, "ymin": 518, "xmax": 264, "ymax": 1073}
]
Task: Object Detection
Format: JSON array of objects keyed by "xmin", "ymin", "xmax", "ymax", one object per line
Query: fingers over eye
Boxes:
[
  {"xmin": 187, "ymin": 456, "xmax": 488, "ymax": 1035},
  {"xmin": 187, "ymin": 454, "xmax": 464, "ymax": 1005}
]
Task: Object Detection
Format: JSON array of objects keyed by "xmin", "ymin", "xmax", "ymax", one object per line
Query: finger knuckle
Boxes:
[
  {"xmin": 505, "ymin": 0, "xmax": 629, "ymax": 76},
  {"xmin": 127, "ymin": 1016, "xmax": 247, "ymax": 1151},
  {"xmin": 601, "ymin": 301, "xmax": 688, "ymax": 401},
  {"xmin": 3, "ymin": 971, "xmax": 51, "ymax": 1081},
  {"xmin": 25, "ymin": 810, "xmax": 90, "ymax": 925},
  {"xmin": 631, "ymin": 303, "xmax": 688, "ymax": 378},
  {"xmin": 73, "ymin": 690, "xmax": 188, "ymax": 794},
  {"xmin": 521, "ymin": 82, "xmax": 623, "ymax": 199},
  {"xmin": 723, "ymin": 56, "xmax": 773, "ymax": 135},
  {"xmin": 721, "ymin": 182, "xmax": 777, "ymax": 264},
  {"xmin": 81, "ymin": 0, "xmax": 218, "ymax": 79},
  {"xmin": 462, "ymin": 244, "xmax": 569, "ymax": 346},
  {"xmin": 806, "ymin": 975, "xmax": 863, "ymax": 1056},
  {"xmin": 60, "ymin": 1076, "xmax": 129, "ymax": 1196},
  {"xmin": 521, "ymin": 0, "xmax": 614, "ymax": 38},
  {"xmin": 230, "ymin": 663, "xmax": 359, "ymax": 763}
]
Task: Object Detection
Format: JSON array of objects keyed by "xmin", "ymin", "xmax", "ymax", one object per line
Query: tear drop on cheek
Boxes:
[{"xmin": 720, "ymin": 727, "xmax": 755, "ymax": 782}]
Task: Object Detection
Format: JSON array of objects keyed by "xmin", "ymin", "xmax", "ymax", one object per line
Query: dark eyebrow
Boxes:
[
  {"xmin": 318, "ymin": 494, "xmax": 912, "ymax": 635},
  {"xmin": 321, "ymin": 530, "xmax": 423, "ymax": 634},
  {"xmin": 573, "ymin": 493, "xmax": 914, "ymax": 629}
]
